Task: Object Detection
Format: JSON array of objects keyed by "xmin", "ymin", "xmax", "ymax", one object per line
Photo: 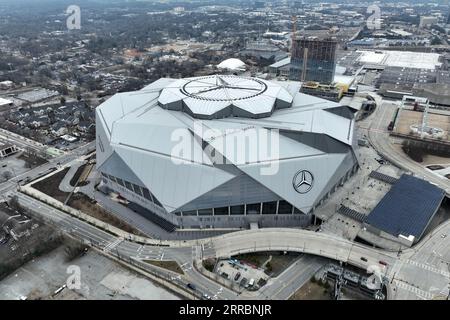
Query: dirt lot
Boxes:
[
  {"xmin": 234, "ymin": 252, "xmax": 301, "ymax": 277},
  {"xmin": 31, "ymin": 167, "xmax": 70, "ymax": 202},
  {"xmin": 68, "ymin": 193, "xmax": 147, "ymax": 237},
  {"xmin": 395, "ymin": 109, "xmax": 449, "ymax": 141},
  {"xmin": 289, "ymin": 279, "xmax": 331, "ymax": 300}
]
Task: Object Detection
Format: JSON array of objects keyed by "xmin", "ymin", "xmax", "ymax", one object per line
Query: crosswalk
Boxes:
[
  {"xmin": 394, "ymin": 281, "xmax": 434, "ymax": 300},
  {"xmin": 406, "ymin": 259, "xmax": 450, "ymax": 279},
  {"xmin": 102, "ymin": 237, "xmax": 124, "ymax": 253},
  {"xmin": 180, "ymin": 262, "xmax": 193, "ymax": 273},
  {"xmin": 213, "ymin": 287, "xmax": 223, "ymax": 300}
]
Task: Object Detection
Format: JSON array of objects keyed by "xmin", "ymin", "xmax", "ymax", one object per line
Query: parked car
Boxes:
[
  {"xmin": 187, "ymin": 283, "xmax": 196, "ymax": 291},
  {"xmin": 234, "ymin": 272, "xmax": 241, "ymax": 281}
]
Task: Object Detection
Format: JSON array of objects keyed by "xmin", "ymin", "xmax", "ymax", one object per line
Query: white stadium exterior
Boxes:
[{"xmin": 96, "ymin": 75, "xmax": 359, "ymax": 230}]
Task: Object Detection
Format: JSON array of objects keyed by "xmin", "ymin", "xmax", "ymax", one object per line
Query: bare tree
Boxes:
[
  {"xmin": 9, "ymin": 195, "xmax": 24, "ymax": 214},
  {"xmin": 1, "ymin": 171, "xmax": 12, "ymax": 181}
]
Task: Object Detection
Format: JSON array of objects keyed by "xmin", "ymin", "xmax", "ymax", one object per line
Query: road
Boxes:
[
  {"xmin": 2, "ymin": 128, "xmax": 449, "ymax": 300},
  {"xmin": 361, "ymin": 95, "xmax": 450, "ymax": 195},
  {"xmin": 0, "ymin": 138, "xmax": 95, "ymax": 198},
  {"xmin": 13, "ymin": 186, "xmax": 450, "ymax": 300}
]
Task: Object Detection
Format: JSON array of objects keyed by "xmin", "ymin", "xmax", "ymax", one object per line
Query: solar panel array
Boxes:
[{"xmin": 365, "ymin": 175, "xmax": 445, "ymax": 239}]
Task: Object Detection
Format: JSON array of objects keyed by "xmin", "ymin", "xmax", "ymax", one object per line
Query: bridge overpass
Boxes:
[{"xmin": 206, "ymin": 228, "xmax": 398, "ymax": 275}]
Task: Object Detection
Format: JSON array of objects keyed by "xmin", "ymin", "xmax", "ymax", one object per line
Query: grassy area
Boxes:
[
  {"xmin": 143, "ymin": 260, "xmax": 184, "ymax": 275},
  {"xmin": 68, "ymin": 193, "xmax": 147, "ymax": 237},
  {"xmin": 31, "ymin": 168, "xmax": 71, "ymax": 202},
  {"xmin": 289, "ymin": 279, "xmax": 331, "ymax": 300}
]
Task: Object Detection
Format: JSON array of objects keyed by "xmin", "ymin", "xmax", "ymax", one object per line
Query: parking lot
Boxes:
[{"xmin": 214, "ymin": 259, "xmax": 269, "ymax": 291}]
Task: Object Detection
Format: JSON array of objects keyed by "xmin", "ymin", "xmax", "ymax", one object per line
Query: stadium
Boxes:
[{"xmin": 96, "ymin": 75, "xmax": 359, "ymax": 230}]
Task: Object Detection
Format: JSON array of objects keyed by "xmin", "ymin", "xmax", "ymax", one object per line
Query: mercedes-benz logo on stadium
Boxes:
[{"xmin": 293, "ymin": 170, "xmax": 314, "ymax": 194}]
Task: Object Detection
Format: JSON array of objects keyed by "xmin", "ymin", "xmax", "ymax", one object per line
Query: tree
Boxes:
[
  {"xmin": 60, "ymin": 85, "xmax": 69, "ymax": 95},
  {"xmin": 1, "ymin": 171, "xmax": 13, "ymax": 181},
  {"xmin": 430, "ymin": 36, "xmax": 441, "ymax": 45},
  {"xmin": 9, "ymin": 195, "xmax": 24, "ymax": 214}
]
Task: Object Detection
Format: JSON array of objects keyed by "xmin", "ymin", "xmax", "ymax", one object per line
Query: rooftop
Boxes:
[
  {"xmin": 157, "ymin": 75, "xmax": 293, "ymax": 119},
  {"xmin": 357, "ymin": 50, "xmax": 441, "ymax": 70},
  {"xmin": 0, "ymin": 97, "xmax": 12, "ymax": 106},
  {"xmin": 365, "ymin": 174, "xmax": 445, "ymax": 240}
]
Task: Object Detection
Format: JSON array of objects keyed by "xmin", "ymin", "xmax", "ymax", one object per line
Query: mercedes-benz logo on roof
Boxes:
[
  {"xmin": 293, "ymin": 170, "xmax": 314, "ymax": 194},
  {"xmin": 181, "ymin": 75, "xmax": 268, "ymax": 102}
]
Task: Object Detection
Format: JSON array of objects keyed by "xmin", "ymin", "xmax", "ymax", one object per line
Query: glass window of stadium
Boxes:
[
  {"xmin": 214, "ymin": 207, "xmax": 229, "ymax": 215},
  {"xmin": 262, "ymin": 201, "xmax": 277, "ymax": 215},
  {"xmin": 198, "ymin": 208, "xmax": 213, "ymax": 216},
  {"xmin": 278, "ymin": 200, "xmax": 293, "ymax": 214},
  {"xmin": 116, "ymin": 178, "xmax": 125, "ymax": 187},
  {"xmin": 142, "ymin": 188, "xmax": 153, "ymax": 201},
  {"xmin": 230, "ymin": 205, "xmax": 245, "ymax": 215},
  {"xmin": 246, "ymin": 203, "xmax": 261, "ymax": 215},
  {"xmin": 132, "ymin": 184, "xmax": 143, "ymax": 197},
  {"xmin": 124, "ymin": 181, "xmax": 133, "ymax": 191}
]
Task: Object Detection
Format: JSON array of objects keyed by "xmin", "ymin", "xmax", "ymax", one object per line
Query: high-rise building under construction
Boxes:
[{"xmin": 290, "ymin": 37, "xmax": 337, "ymax": 84}]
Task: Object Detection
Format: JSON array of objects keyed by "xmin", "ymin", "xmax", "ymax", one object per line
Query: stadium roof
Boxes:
[
  {"xmin": 366, "ymin": 174, "xmax": 445, "ymax": 240},
  {"xmin": 158, "ymin": 75, "xmax": 293, "ymax": 119}
]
